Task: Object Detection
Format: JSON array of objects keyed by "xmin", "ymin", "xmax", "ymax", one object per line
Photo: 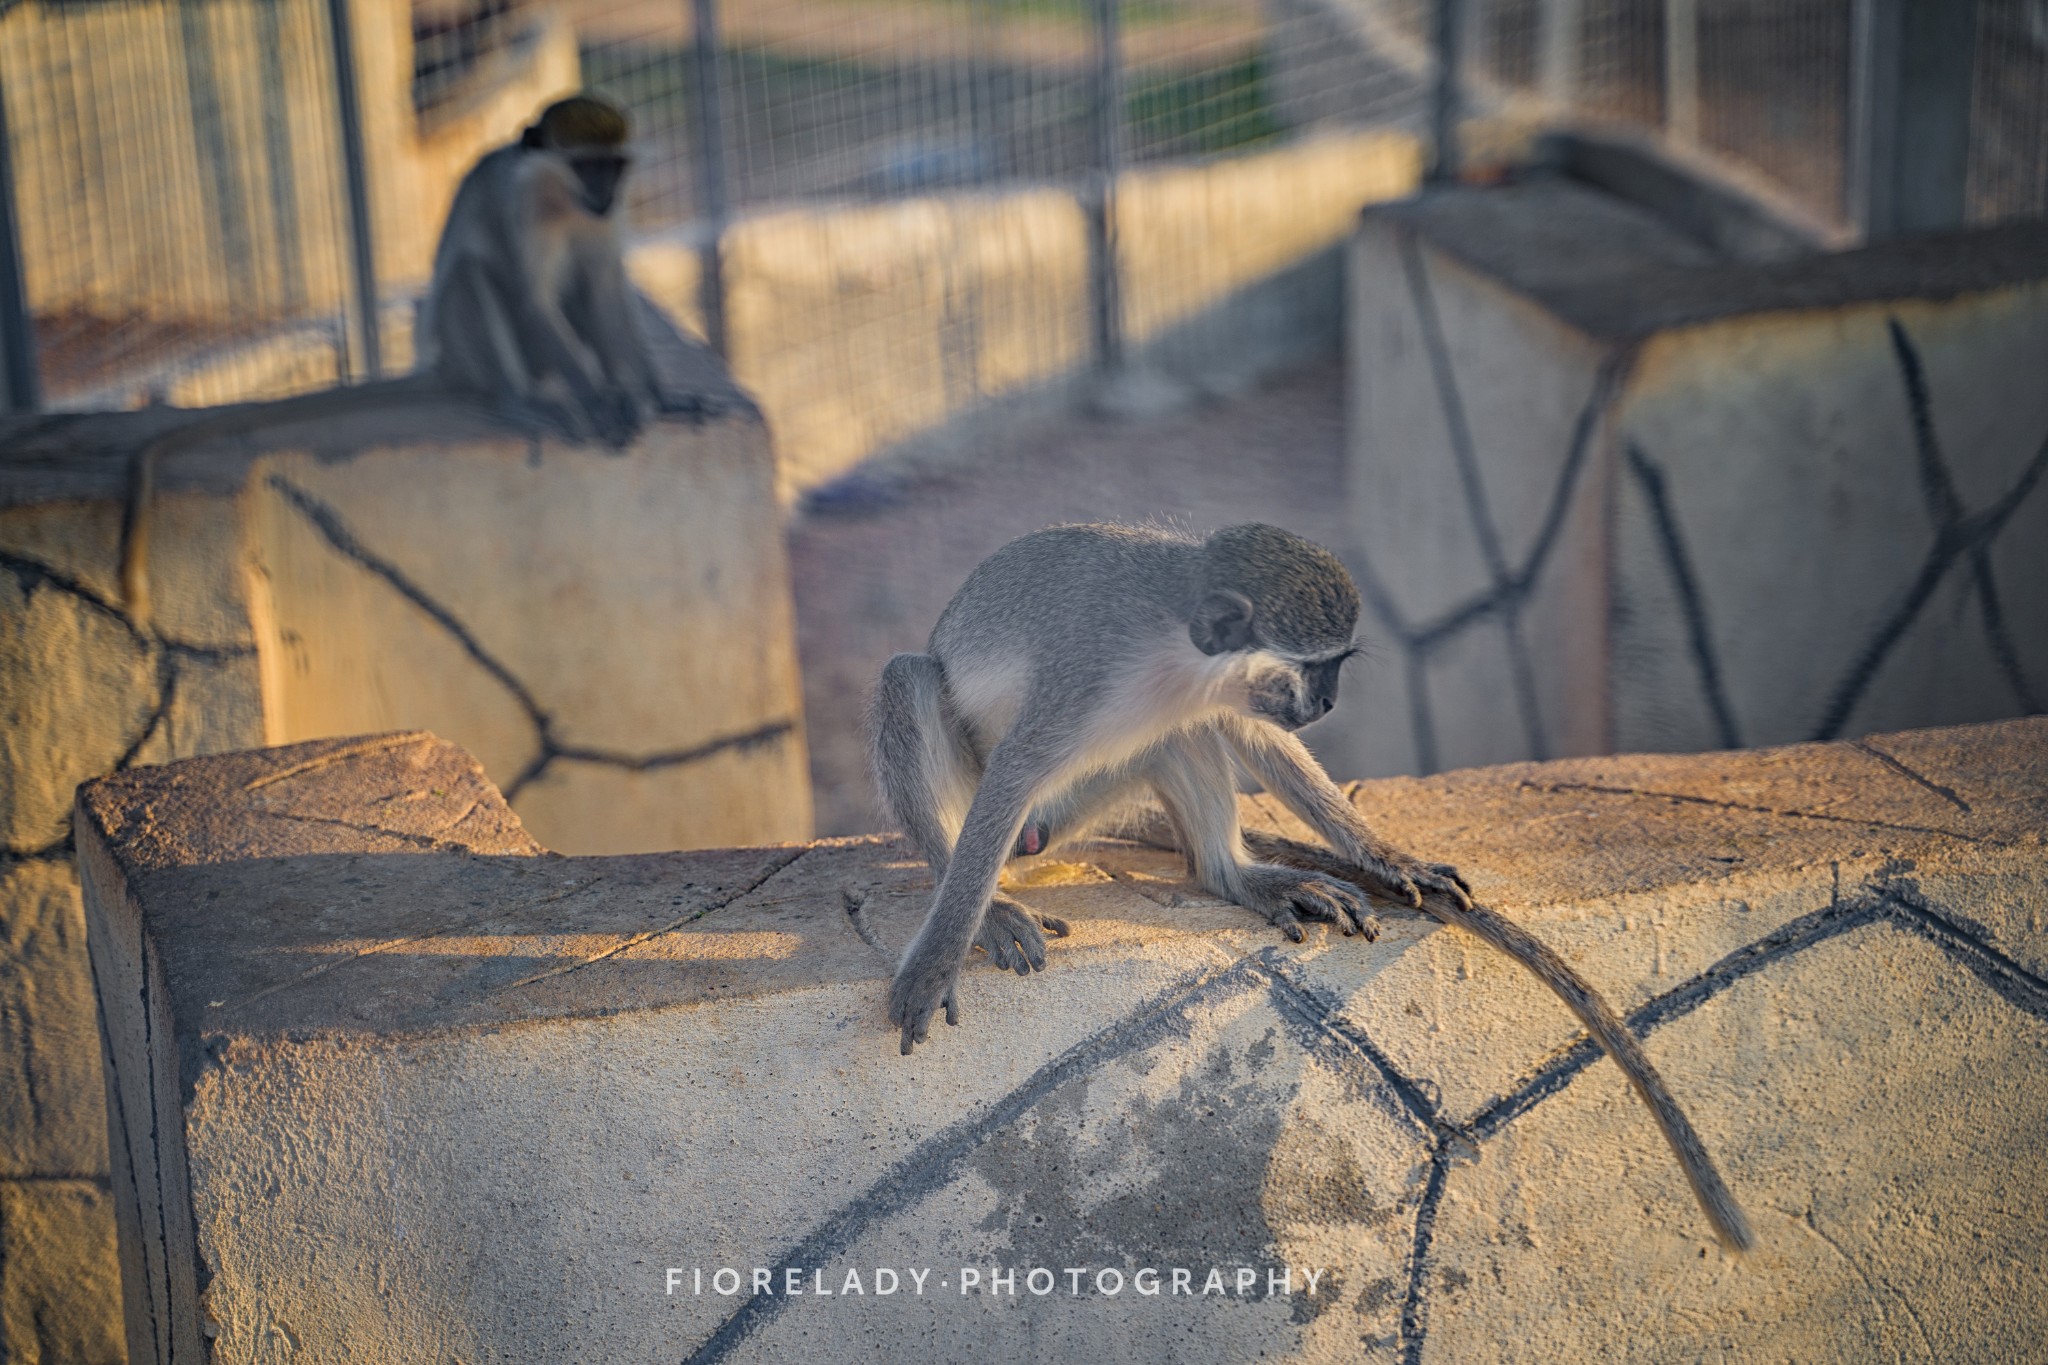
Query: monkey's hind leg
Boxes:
[
  {"xmin": 869, "ymin": 653, "xmax": 1067, "ymax": 979},
  {"xmin": 431, "ymin": 256, "xmax": 590, "ymax": 443}
]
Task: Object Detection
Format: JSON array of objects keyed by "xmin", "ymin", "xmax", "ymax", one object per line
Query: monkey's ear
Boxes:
[{"xmin": 1190, "ymin": 591, "xmax": 1256, "ymax": 655}]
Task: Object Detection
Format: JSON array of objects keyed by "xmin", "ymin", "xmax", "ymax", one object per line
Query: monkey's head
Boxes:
[
  {"xmin": 523, "ymin": 94, "xmax": 631, "ymax": 216},
  {"xmin": 1190, "ymin": 523, "xmax": 1362, "ymax": 731}
]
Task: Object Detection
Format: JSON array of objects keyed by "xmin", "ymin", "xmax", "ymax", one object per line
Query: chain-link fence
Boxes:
[
  {"xmin": 1, "ymin": 0, "xmax": 2045, "ymax": 423},
  {"xmin": 0, "ymin": 0, "xmax": 363, "ymax": 407},
  {"xmin": 1971, "ymin": 0, "xmax": 2048, "ymax": 225},
  {"xmin": 1459, "ymin": 0, "xmax": 2048, "ymax": 234}
]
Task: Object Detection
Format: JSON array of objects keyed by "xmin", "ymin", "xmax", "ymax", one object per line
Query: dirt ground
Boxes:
[{"xmin": 786, "ymin": 357, "xmax": 1354, "ymax": 834}]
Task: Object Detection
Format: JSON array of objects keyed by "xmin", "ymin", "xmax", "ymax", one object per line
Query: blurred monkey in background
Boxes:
[{"xmin": 416, "ymin": 91, "xmax": 676, "ymax": 447}]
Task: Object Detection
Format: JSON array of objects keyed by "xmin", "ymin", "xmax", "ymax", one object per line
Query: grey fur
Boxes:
[
  {"xmin": 866, "ymin": 520, "xmax": 1753, "ymax": 1254},
  {"xmin": 416, "ymin": 103, "xmax": 668, "ymax": 449}
]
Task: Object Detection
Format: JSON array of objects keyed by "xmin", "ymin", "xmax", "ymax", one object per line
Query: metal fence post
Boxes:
[
  {"xmin": 691, "ymin": 0, "xmax": 730, "ymax": 359},
  {"xmin": 1664, "ymin": 0, "xmax": 1700, "ymax": 143},
  {"xmin": 0, "ymin": 74, "xmax": 40, "ymax": 414},
  {"xmin": 1086, "ymin": 0, "xmax": 1122, "ymax": 373},
  {"xmin": 1849, "ymin": 0, "xmax": 1979, "ymax": 238},
  {"xmin": 1428, "ymin": 0, "xmax": 1466, "ymax": 182},
  {"xmin": 325, "ymin": 0, "xmax": 382, "ymax": 378}
]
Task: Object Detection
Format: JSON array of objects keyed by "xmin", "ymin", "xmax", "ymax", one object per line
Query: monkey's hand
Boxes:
[
  {"xmin": 654, "ymin": 391, "xmax": 710, "ymax": 419},
  {"xmin": 1237, "ymin": 831, "xmax": 1472, "ymax": 913},
  {"xmin": 1235, "ymin": 864, "xmax": 1378, "ymax": 942},
  {"xmin": 887, "ymin": 944, "xmax": 963, "ymax": 1055},
  {"xmin": 976, "ymin": 893, "xmax": 1071, "ymax": 976},
  {"xmin": 587, "ymin": 388, "xmax": 645, "ymax": 449}
]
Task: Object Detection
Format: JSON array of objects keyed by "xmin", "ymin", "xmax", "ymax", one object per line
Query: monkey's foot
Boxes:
[
  {"xmin": 1322, "ymin": 848, "xmax": 1472, "ymax": 912},
  {"xmin": 1235, "ymin": 864, "xmax": 1379, "ymax": 942},
  {"xmin": 887, "ymin": 951, "xmax": 962, "ymax": 1055},
  {"xmin": 655, "ymin": 391, "xmax": 710, "ymax": 419},
  {"xmin": 1378, "ymin": 851, "xmax": 1473, "ymax": 910},
  {"xmin": 588, "ymin": 388, "xmax": 644, "ymax": 449},
  {"xmin": 975, "ymin": 894, "xmax": 1071, "ymax": 976}
]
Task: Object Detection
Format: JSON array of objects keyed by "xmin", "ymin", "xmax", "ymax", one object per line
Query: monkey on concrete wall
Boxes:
[
  {"xmin": 860, "ymin": 521, "xmax": 1753, "ymax": 1251},
  {"xmin": 119, "ymin": 92, "xmax": 682, "ymax": 629},
  {"xmin": 415, "ymin": 92, "xmax": 683, "ymax": 449}
]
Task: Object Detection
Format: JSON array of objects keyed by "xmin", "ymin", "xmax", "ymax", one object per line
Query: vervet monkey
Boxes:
[
  {"xmin": 417, "ymin": 92, "xmax": 676, "ymax": 448},
  {"xmin": 118, "ymin": 92, "xmax": 674, "ymax": 628},
  {"xmin": 867, "ymin": 522, "xmax": 1753, "ymax": 1252}
]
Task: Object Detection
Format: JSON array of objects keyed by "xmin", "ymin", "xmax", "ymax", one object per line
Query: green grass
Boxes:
[
  {"xmin": 1125, "ymin": 54, "xmax": 1279, "ymax": 155},
  {"xmin": 583, "ymin": 43, "xmax": 1282, "ymax": 164}
]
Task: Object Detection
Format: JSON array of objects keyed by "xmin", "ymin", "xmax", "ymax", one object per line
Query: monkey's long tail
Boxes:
[
  {"xmin": 1220, "ymin": 826, "xmax": 1754, "ymax": 1253},
  {"xmin": 841, "ymin": 887, "xmax": 896, "ymax": 959},
  {"xmin": 1415, "ymin": 891, "xmax": 1755, "ymax": 1253}
]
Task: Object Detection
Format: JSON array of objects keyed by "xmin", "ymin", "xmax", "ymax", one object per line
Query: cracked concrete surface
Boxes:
[{"xmin": 77, "ymin": 718, "xmax": 2048, "ymax": 1362}]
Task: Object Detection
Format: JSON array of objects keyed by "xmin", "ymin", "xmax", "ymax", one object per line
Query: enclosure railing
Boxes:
[{"xmin": 0, "ymin": 0, "xmax": 2042, "ymax": 418}]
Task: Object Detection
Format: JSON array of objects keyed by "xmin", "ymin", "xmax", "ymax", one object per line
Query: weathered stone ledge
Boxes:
[{"xmin": 79, "ymin": 719, "xmax": 2047, "ymax": 1362}]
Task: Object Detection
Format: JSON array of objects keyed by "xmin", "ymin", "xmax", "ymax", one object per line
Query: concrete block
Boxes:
[
  {"xmin": 2, "ymin": 336, "xmax": 805, "ymax": 1354},
  {"xmin": 77, "ymin": 720, "xmax": 2048, "ymax": 1362},
  {"xmin": 1340, "ymin": 179, "xmax": 2048, "ymax": 779}
]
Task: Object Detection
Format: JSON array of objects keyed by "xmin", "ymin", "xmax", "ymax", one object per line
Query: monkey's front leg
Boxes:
[
  {"xmin": 890, "ymin": 737, "xmax": 1055, "ymax": 1053},
  {"xmin": 1226, "ymin": 720, "xmax": 1472, "ymax": 910}
]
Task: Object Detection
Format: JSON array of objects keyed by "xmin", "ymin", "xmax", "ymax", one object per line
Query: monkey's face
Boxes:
[
  {"xmin": 1190, "ymin": 588, "xmax": 1355, "ymax": 730},
  {"xmin": 1242, "ymin": 650, "xmax": 1351, "ymax": 730},
  {"xmin": 570, "ymin": 151, "xmax": 629, "ymax": 216}
]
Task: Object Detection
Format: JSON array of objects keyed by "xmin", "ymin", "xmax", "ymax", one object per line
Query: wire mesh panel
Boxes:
[
  {"xmin": 1263, "ymin": 0, "xmax": 1432, "ymax": 134},
  {"xmin": 1571, "ymin": 0, "xmax": 1663, "ymax": 128},
  {"xmin": 0, "ymin": 0, "xmax": 358, "ymax": 406},
  {"xmin": 568, "ymin": 0, "xmax": 1433, "ymax": 490},
  {"xmin": 1478, "ymin": 0, "xmax": 1540, "ymax": 95},
  {"xmin": 6, "ymin": 0, "xmax": 2044, "ymax": 424},
  {"xmin": 1968, "ymin": 0, "xmax": 2048, "ymax": 225},
  {"xmin": 1692, "ymin": 0, "xmax": 1851, "ymax": 228}
]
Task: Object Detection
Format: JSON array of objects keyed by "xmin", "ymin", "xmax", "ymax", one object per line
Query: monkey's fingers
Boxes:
[
  {"xmin": 1038, "ymin": 913, "xmax": 1072, "ymax": 938},
  {"xmin": 979, "ymin": 898, "xmax": 1051, "ymax": 975},
  {"xmin": 1412, "ymin": 864, "xmax": 1472, "ymax": 910},
  {"xmin": 1363, "ymin": 862, "xmax": 1424, "ymax": 908},
  {"xmin": 1426, "ymin": 862, "xmax": 1472, "ymax": 894},
  {"xmin": 1298, "ymin": 878, "xmax": 1372, "ymax": 937},
  {"xmin": 895, "ymin": 993, "xmax": 954, "ymax": 1054},
  {"xmin": 1260, "ymin": 906, "xmax": 1308, "ymax": 943}
]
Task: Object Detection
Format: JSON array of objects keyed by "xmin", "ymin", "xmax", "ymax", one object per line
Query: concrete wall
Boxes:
[
  {"xmin": 647, "ymin": 130, "xmax": 1423, "ymax": 501},
  {"xmin": 1330, "ymin": 179, "xmax": 2048, "ymax": 781},
  {"xmin": 74, "ymin": 720, "xmax": 2048, "ymax": 1362},
  {"xmin": 0, "ymin": 341, "xmax": 807, "ymax": 1357}
]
